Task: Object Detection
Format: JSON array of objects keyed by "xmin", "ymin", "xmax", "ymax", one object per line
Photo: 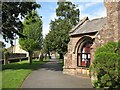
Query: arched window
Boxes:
[{"xmin": 77, "ymin": 39, "xmax": 93, "ymax": 68}]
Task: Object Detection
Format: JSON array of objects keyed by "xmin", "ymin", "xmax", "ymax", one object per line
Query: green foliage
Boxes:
[
  {"xmin": 90, "ymin": 42, "xmax": 120, "ymax": 89},
  {"xmin": 19, "ymin": 10, "xmax": 43, "ymax": 63},
  {"xmin": 56, "ymin": 2, "xmax": 79, "ymax": 26},
  {"xmin": 19, "ymin": 10, "xmax": 43, "ymax": 52},
  {"xmin": 43, "ymin": 1, "xmax": 80, "ymax": 58},
  {"xmin": 95, "ymin": 42, "xmax": 119, "ymax": 54},
  {"xmin": 2, "ymin": 1, "xmax": 40, "ymax": 45}
]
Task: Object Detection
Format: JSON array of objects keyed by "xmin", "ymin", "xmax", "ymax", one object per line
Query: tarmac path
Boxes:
[{"xmin": 21, "ymin": 57, "xmax": 92, "ymax": 88}]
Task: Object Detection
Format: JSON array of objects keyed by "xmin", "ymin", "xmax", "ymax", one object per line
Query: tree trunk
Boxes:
[
  {"xmin": 59, "ymin": 53, "xmax": 63, "ymax": 59},
  {"xmin": 48, "ymin": 52, "xmax": 51, "ymax": 59},
  {"xmin": 28, "ymin": 51, "xmax": 32, "ymax": 64},
  {"xmin": 44, "ymin": 54, "xmax": 47, "ymax": 60},
  {"xmin": 4, "ymin": 53, "xmax": 9, "ymax": 65},
  {"xmin": 39, "ymin": 53, "xmax": 44, "ymax": 61}
]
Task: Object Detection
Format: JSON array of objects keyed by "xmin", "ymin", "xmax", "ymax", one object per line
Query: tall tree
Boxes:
[
  {"xmin": 50, "ymin": 18, "xmax": 71, "ymax": 59},
  {"xmin": 44, "ymin": 1, "xmax": 80, "ymax": 59},
  {"xmin": 19, "ymin": 10, "xmax": 43, "ymax": 64},
  {"xmin": 43, "ymin": 34, "xmax": 52, "ymax": 59},
  {"xmin": 1, "ymin": 1, "xmax": 40, "ymax": 45},
  {"xmin": 56, "ymin": 2, "xmax": 80, "ymax": 26},
  {"xmin": 56, "ymin": 2, "xmax": 80, "ymax": 59}
]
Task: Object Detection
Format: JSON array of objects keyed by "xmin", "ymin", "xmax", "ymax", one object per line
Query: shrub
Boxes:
[{"xmin": 89, "ymin": 42, "xmax": 120, "ymax": 89}]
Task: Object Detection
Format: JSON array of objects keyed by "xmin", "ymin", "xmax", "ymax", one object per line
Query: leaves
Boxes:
[
  {"xmin": 90, "ymin": 42, "xmax": 120, "ymax": 88},
  {"xmin": 2, "ymin": 2, "xmax": 40, "ymax": 45},
  {"xmin": 19, "ymin": 10, "xmax": 43, "ymax": 52},
  {"xmin": 43, "ymin": 1, "xmax": 80, "ymax": 56},
  {"xmin": 56, "ymin": 2, "xmax": 79, "ymax": 26}
]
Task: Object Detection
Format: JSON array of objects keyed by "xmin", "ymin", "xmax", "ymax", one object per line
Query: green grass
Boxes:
[{"xmin": 2, "ymin": 59, "xmax": 49, "ymax": 89}]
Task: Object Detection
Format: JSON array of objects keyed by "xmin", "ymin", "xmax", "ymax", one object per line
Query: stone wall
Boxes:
[
  {"xmin": 63, "ymin": 1, "xmax": 120, "ymax": 77},
  {"xmin": 91, "ymin": 1, "xmax": 120, "ymax": 61},
  {"xmin": 104, "ymin": 2, "xmax": 120, "ymax": 42},
  {"xmin": 63, "ymin": 35, "xmax": 93, "ymax": 76},
  {"xmin": 63, "ymin": 36, "xmax": 80, "ymax": 69}
]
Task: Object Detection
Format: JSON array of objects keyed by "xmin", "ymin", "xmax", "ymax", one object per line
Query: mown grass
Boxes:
[{"xmin": 2, "ymin": 58, "xmax": 49, "ymax": 89}]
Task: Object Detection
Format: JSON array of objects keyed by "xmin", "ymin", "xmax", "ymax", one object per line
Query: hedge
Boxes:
[{"xmin": 89, "ymin": 42, "xmax": 120, "ymax": 89}]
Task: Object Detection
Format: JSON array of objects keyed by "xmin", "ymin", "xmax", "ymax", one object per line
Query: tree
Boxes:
[
  {"xmin": 44, "ymin": 1, "xmax": 80, "ymax": 59},
  {"xmin": 56, "ymin": 2, "xmax": 80, "ymax": 26},
  {"xmin": 1, "ymin": 1, "xmax": 40, "ymax": 45},
  {"xmin": 19, "ymin": 10, "xmax": 43, "ymax": 64},
  {"xmin": 43, "ymin": 30, "xmax": 56, "ymax": 59},
  {"xmin": 50, "ymin": 18, "xmax": 71, "ymax": 59},
  {"xmin": 56, "ymin": 2, "xmax": 80, "ymax": 58}
]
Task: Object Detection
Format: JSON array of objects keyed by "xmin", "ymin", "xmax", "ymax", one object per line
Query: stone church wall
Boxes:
[
  {"xmin": 63, "ymin": 1, "xmax": 120, "ymax": 77},
  {"xmin": 91, "ymin": 2, "xmax": 120, "ymax": 61}
]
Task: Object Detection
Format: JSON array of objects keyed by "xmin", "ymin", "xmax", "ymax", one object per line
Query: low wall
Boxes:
[
  {"xmin": 2, "ymin": 53, "xmax": 27, "ymax": 64},
  {"xmin": 63, "ymin": 67, "xmax": 90, "ymax": 77},
  {"xmin": 9, "ymin": 53, "xmax": 26, "ymax": 59}
]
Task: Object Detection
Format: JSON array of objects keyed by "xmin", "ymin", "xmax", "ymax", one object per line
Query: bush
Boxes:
[{"xmin": 89, "ymin": 42, "xmax": 120, "ymax": 89}]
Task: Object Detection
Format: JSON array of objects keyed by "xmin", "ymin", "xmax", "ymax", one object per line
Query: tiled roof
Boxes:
[{"xmin": 70, "ymin": 17, "xmax": 107, "ymax": 36}]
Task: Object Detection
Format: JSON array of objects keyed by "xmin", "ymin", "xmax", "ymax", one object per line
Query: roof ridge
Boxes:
[{"xmin": 88, "ymin": 17, "xmax": 106, "ymax": 22}]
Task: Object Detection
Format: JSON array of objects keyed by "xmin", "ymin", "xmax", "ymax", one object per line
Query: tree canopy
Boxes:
[
  {"xmin": 56, "ymin": 2, "xmax": 80, "ymax": 26},
  {"xmin": 19, "ymin": 10, "xmax": 43, "ymax": 64},
  {"xmin": 1, "ymin": 1, "xmax": 40, "ymax": 45},
  {"xmin": 43, "ymin": 1, "xmax": 80, "ymax": 59}
]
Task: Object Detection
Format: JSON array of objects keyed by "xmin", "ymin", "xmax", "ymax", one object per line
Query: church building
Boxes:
[{"xmin": 63, "ymin": 1, "xmax": 120, "ymax": 77}]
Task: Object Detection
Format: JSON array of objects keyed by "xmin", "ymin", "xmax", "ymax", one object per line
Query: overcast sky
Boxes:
[{"xmin": 1, "ymin": 0, "xmax": 107, "ymax": 48}]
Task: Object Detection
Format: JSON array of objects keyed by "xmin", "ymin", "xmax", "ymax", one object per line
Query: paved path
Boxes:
[{"xmin": 21, "ymin": 58, "xmax": 92, "ymax": 88}]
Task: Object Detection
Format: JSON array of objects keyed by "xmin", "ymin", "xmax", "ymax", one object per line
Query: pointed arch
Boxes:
[
  {"xmin": 73, "ymin": 36, "xmax": 94, "ymax": 67},
  {"xmin": 73, "ymin": 35, "xmax": 93, "ymax": 54}
]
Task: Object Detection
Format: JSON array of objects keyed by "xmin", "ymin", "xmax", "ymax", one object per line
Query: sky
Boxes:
[
  {"xmin": 1, "ymin": 0, "xmax": 107, "ymax": 48},
  {"xmin": 37, "ymin": 0, "xmax": 107, "ymax": 37}
]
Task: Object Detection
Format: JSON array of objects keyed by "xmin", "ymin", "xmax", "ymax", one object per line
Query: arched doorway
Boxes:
[{"xmin": 76, "ymin": 36, "xmax": 93, "ymax": 68}]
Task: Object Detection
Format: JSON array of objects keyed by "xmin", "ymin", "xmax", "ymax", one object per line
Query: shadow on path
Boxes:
[
  {"xmin": 21, "ymin": 57, "xmax": 93, "ymax": 88},
  {"xmin": 40, "ymin": 58, "xmax": 63, "ymax": 71}
]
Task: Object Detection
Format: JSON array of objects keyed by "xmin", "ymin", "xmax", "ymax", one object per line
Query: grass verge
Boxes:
[{"xmin": 2, "ymin": 59, "xmax": 49, "ymax": 89}]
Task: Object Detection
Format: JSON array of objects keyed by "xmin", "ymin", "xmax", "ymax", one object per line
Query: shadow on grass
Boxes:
[
  {"xmin": 2, "ymin": 60, "xmax": 49, "ymax": 71},
  {"xmin": 2, "ymin": 58, "xmax": 64, "ymax": 72}
]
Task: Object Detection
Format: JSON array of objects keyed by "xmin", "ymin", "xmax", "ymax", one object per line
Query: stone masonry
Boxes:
[{"xmin": 63, "ymin": 1, "xmax": 120, "ymax": 77}]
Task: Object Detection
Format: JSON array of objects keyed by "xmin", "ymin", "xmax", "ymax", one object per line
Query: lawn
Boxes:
[{"xmin": 2, "ymin": 59, "xmax": 49, "ymax": 89}]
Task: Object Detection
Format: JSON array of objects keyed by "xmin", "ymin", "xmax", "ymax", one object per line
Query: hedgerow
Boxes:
[{"xmin": 89, "ymin": 42, "xmax": 120, "ymax": 89}]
